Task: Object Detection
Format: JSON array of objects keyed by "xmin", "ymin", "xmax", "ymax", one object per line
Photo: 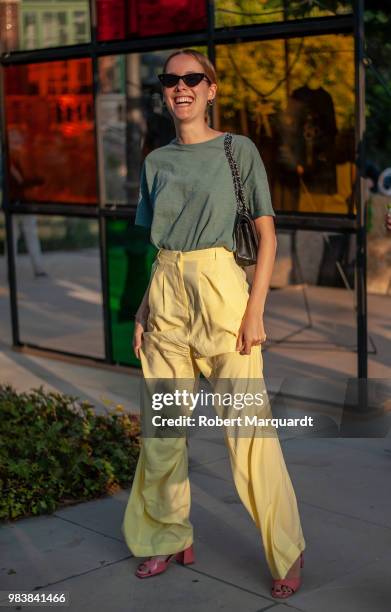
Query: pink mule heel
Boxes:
[
  {"xmin": 271, "ymin": 552, "xmax": 304, "ymax": 599},
  {"xmin": 175, "ymin": 545, "xmax": 195, "ymax": 565},
  {"xmin": 135, "ymin": 544, "xmax": 194, "ymax": 579}
]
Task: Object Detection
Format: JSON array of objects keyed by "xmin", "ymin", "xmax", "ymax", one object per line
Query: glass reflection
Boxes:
[
  {"xmin": 215, "ymin": 0, "xmax": 352, "ymax": 29},
  {"xmin": 0, "ymin": 0, "xmax": 90, "ymax": 52},
  {"xmin": 97, "ymin": 48, "xmax": 206, "ymax": 206},
  {"xmin": 96, "ymin": 0, "xmax": 207, "ymax": 42},
  {"xmin": 12, "ymin": 214, "xmax": 104, "ymax": 357},
  {"xmin": 4, "ymin": 60, "xmax": 97, "ymax": 205},
  {"xmin": 106, "ymin": 218, "xmax": 157, "ymax": 366},
  {"xmin": 215, "ymin": 34, "xmax": 355, "ymax": 215}
]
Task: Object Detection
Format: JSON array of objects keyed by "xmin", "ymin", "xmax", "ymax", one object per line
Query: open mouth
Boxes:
[{"xmin": 174, "ymin": 96, "xmax": 194, "ymax": 106}]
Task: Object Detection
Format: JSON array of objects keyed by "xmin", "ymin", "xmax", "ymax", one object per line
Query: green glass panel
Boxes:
[
  {"xmin": 106, "ymin": 218, "xmax": 157, "ymax": 367},
  {"xmin": 0, "ymin": 1, "xmax": 90, "ymax": 52}
]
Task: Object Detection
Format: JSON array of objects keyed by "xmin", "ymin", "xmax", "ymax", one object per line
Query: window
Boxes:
[{"xmin": 216, "ymin": 34, "xmax": 355, "ymax": 215}]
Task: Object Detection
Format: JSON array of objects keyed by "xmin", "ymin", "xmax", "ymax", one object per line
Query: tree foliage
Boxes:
[{"xmin": 364, "ymin": 1, "xmax": 391, "ymax": 168}]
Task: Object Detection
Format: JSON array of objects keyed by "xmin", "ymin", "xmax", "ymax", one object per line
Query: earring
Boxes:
[{"xmin": 207, "ymin": 99, "xmax": 214, "ymax": 106}]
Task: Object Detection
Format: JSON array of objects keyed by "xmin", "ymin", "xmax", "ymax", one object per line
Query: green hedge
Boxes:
[{"xmin": 0, "ymin": 384, "xmax": 140, "ymax": 521}]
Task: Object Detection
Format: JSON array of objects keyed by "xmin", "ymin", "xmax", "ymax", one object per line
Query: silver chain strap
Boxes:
[{"xmin": 223, "ymin": 132, "xmax": 248, "ymax": 215}]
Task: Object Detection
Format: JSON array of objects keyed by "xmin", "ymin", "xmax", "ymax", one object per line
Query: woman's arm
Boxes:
[
  {"xmin": 133, "ymin": 286, "xmax": 150, "ymax": 360},
  {"xmin": 135, "ymin": 285, "xmax": 150, "ymax": 326},
  {"xmin": 236, "ymin": 216, "xmax": 277, "ymax": 355},
  {"xmin": 133, "ymin": 261, "xmax": 157, "ymax": 358},
  {"xmin": 132, "ymin": 157, "xmax": 155, "ymax": 359}
]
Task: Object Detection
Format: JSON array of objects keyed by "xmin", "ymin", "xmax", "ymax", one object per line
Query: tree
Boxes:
[{"xmin": 364, "ymin": 1, "xmax": 391, "ymax": 169}]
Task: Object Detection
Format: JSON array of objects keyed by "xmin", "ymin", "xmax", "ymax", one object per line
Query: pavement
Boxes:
[{"xmin": 1, "ymin": 256, "xmax": 391, "ymax": 612}]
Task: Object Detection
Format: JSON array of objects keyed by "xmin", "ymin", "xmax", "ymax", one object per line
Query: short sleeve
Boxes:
[
  {"xmin": 135, "ymin": 160, "xmax": 153, "ymax": 228},
  {"xmin": 236, "ymin": 137, "xmax": 276, "ymax": 219}
]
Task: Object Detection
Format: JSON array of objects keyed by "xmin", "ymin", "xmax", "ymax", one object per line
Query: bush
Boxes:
[{"xmin": 0, "ymin": 384, "xmax": 140, "ymax": 521}]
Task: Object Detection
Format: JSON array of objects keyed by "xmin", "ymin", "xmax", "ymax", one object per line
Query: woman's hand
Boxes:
[
  {"xmin": 236, "ymin": 307, "xmax": 267, "ymax": 355},
  {"xmin": 133, "ymin": 306, "xmax": 149, "ymax": 359}
]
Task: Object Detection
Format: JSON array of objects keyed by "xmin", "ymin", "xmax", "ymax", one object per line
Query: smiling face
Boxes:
[{"xmin": 162, "ymin": 54, "xmax": 217, "ymax": 125}]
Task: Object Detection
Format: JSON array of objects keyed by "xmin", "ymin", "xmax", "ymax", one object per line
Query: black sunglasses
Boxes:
[{"xmin": 158, "ymin": 72, "xmax": 211, "ymax": 88}]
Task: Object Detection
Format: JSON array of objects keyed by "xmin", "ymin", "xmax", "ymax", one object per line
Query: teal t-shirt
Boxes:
[{"xmin": 135, "ymin": 132, "xmax": 275, "ymax": 252}]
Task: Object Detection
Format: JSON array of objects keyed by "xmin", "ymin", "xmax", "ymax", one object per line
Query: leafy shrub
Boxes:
[{"xmin": 0, "ymin": 384, "xmax": 140, "ymax": 521}]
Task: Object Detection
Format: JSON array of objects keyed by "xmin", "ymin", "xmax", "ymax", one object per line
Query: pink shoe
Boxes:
[
  {"xmin": 135, "ymin": 545, "xmax": 195, "ymax": 579},
  {"xmin": 271, "ymin": 552, "xmax": 304, "ymax": 598}
]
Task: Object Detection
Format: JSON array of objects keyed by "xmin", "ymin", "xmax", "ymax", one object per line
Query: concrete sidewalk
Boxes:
[
  {"xmin": 1, "ymin": 422, "xmax": 391, "ymax": 611},
  {"xmin": 1, "ymin": 284, "xmax": 391, "ymax": 611}
]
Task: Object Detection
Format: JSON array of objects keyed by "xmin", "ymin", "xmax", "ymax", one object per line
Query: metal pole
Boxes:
[
  {"xmin": 89, "ymin": 0, "xmax": 113, "ymax": 362},
  {"xmin": 207, "ymin": 0, "xmax": 215, "ymax": 68},
  {"xmin": 352, "ymin": 0, "xmax": 369, "ymax": 420},
  {"xmin": 354, "ymin": 0, "xmax": 367, "ymax": 381},
  {"xmin": 0, "ymin": 57, "xmax": 20, "ymax": 346},
  {"xmin": 206, "ymin": 0, "xmax": 217, "ymax": 128}
]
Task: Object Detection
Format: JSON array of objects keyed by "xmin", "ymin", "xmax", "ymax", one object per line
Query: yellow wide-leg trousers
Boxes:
[{"xmin": 122, "ymin": 247, "xmax": 305, "ymax": 579}]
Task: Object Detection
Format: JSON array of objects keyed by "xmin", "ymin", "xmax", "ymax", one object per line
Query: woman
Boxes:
[{"xmin": 122, "ymin": 48, "xmax": 306, "ymax": 599}]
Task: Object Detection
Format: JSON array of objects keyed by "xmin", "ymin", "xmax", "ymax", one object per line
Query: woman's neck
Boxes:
[{"xmin": 174, "ymin": 125, "xmax": 222, "ymax": 145}]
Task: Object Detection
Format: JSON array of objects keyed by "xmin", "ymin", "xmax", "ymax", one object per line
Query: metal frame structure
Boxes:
[{"xmin": 0, "ymin": 1, "xmax": 367, "ymax": 378}]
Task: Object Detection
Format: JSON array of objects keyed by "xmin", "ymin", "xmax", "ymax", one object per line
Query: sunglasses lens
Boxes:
[
  {"xmin": 183, "ymin": 73, "xmax": 204, "ymax": 86},
  {"xmin": 159, "ymin": 74, "xmax": 179, "ymax": 87},
  {"xmin": 158, "ymin": 73, "xmax": 206, "ymax": 87}
]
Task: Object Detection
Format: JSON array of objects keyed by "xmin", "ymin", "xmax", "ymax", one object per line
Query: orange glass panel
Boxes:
[
  {"xmin": 4, "ymin": 60, "xmax": 97, "ymax": 205},
  {"xmin": 216, "ymin": 34, "xmax": 356, "ymax": 215}
]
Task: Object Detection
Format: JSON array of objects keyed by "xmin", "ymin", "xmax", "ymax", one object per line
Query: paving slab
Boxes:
[
  {"xmin": 269, "ymin": 605, "xmax": 305, "ymax": 612},
  {"xmin": 5, "ymin": 557, "xmax": 273, "ymax": 612},
  {"xmin": 53, "ymin": 492, "xmax": 131, "ymax": 542},
  {"xmin": 281, "ymin": 437, "xmax": 391, "ymax": 528},
  {"xmin": 0, "ymin": 349, "xmax": 141, "ymax": 415},
  {"xmin": 0, "ymin": 514, "xmax": 129, "ymax": 593},
  {"xmin": 189, "ymin": 438, "xmax": 391, "ymax": 528},
  {"xmin": 279, "ymin": 556, "xmax": 391, "ymax": 612},
  {"xmin": 188, "ymin": 444, "xmax": 391, "ymax": 595}
]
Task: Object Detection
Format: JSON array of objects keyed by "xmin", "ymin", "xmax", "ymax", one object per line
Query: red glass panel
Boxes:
[
  {"xmin": 4, "ymin": 60, "xmax": 97, "ymax": 205},
  {"xmin": 96, "ymin": 0, "xmax": 207, "ymax": 41},
  {"xmin": 96, "ymin": 0, "xmax": 126, "ymax": 41},
  {"xmin": 134, "ymin": 0, "xmax": 207, "ymax": 36}
]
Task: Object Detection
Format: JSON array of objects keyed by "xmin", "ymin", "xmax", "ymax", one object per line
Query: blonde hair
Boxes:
[{"xmin": 161, "ymin": 49, "xmax": 217, "ymax": 122}]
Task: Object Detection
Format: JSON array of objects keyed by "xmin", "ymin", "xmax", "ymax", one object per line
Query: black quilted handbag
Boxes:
[{"xmin": 224, "ymin": 133, "xmax": 259, "ymax": 266}]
